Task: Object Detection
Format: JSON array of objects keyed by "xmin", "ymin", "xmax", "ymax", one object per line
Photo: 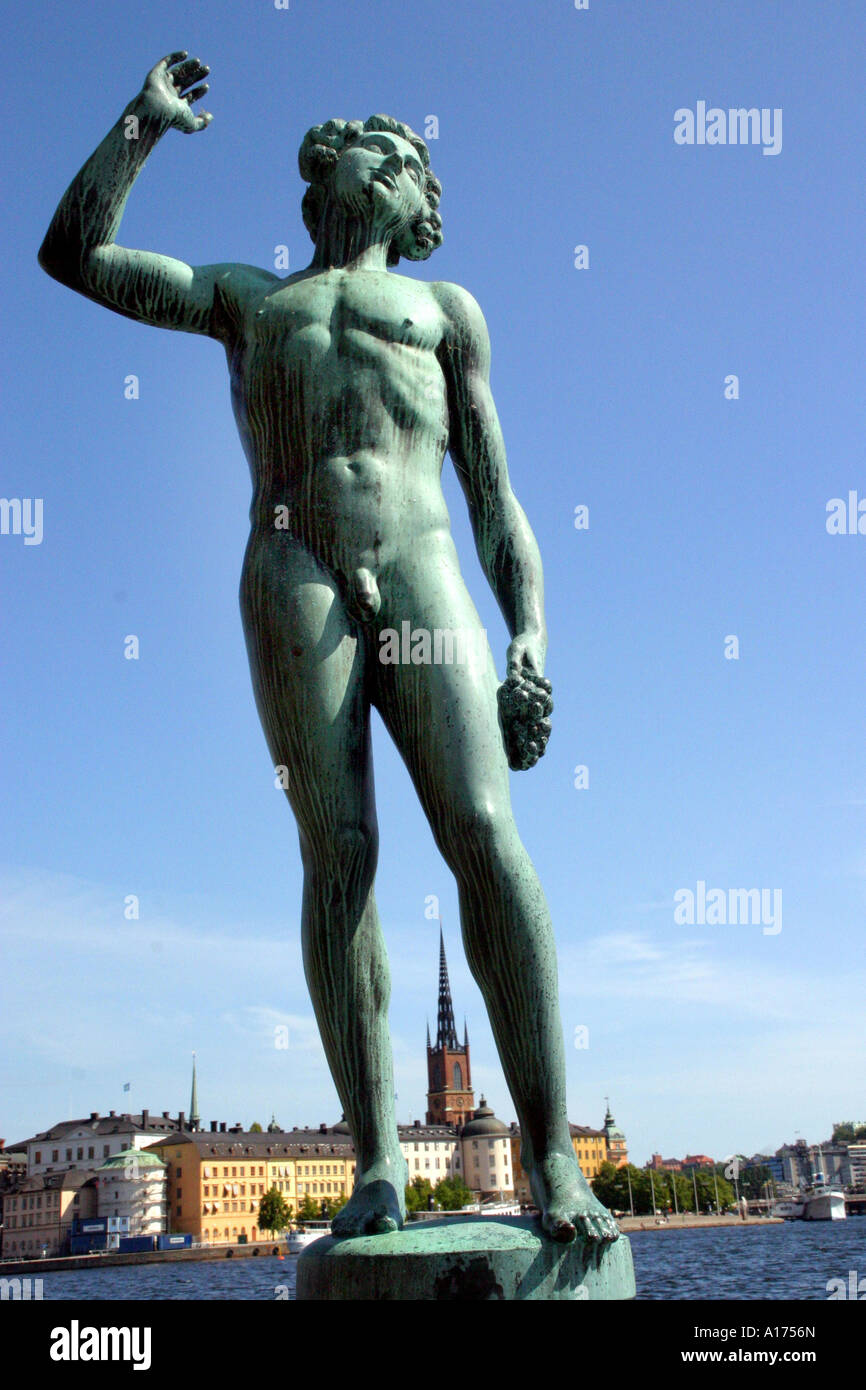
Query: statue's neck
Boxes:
[{"xmin": 311, "ymin": 198, "xmax": 392, "ymax": 272}]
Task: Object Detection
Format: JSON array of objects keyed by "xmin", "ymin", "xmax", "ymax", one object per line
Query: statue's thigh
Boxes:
[
  {"xmin": 241, "ymin": 533, "xmax": 372, "ymax": 829},
  {"xmin": 373, "ymin": 569, "xmax": 510, "ymax": 829}
]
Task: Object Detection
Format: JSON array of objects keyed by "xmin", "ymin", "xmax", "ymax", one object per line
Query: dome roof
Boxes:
[
  {"xmin": 461, "ymin": 1097, "xmax": 509, "ymax": 1138},
  {"xmin": 96, "ymin": 1146, "xmax": 166, "ymax": 1172}
]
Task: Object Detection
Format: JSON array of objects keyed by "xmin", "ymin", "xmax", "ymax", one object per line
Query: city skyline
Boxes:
[{"xmin": 3, "ymin": 1, "xmax": 865, "ymax": 1171}]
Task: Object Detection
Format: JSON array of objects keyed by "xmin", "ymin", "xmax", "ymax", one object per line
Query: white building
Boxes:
[
  {"xmin": 397, "ymin": 1098, "xmax": 514, "ymax": 1200},
  {"xmin": 460, "ymin": 1098, "xmax": 513, "ymax": 1197},
  {"xmin": 21, "ymin": 1110, "xmax": 182, "ymax": 1176},
  {"xmin": 96, "ymin": 1146, "xmax": 167, "ymax": 1235}
]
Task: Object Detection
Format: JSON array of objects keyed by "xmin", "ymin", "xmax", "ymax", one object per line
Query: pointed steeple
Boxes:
[
  {"xmin": 189, "ymin": 1052, "xmax": 200, "ymax": 1132},
  {"xmin": 436, "ymin": 927, "xmax": 459, "ymax": 1049},
  {"xmin": 426, "ymin": 1019, "xmax": 431, "ymax": 1048}
]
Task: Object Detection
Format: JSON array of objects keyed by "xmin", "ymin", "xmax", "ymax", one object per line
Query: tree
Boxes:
[
  {"xmin": 258, "ymin": 1186, "xmax": 292, "ymax": 1237},
  {"xmin": 833, "ymin": 1121, "xmax": 866, "ymax": 1143},
  {"xmin": 405, "ymin": 1176, "xmax": 434, "ymax": 1213},
  {"xmin": 321, "ymin": 1193, "xmax": 349, "ymax": 1220},
  {"xmin": 296, "ymin": 1194, "xmax": 320, "ymax": 1222},
  {"xmin": 434, "ymin": 1175, "xmax": 473, "ymax": 1211},
  {"xmin": 249, "ymin": 1122, "xmax": 263, "ymax": 1133},
  {"xmin": 739, "ymin": 1165, "xmax": 772, "ymax": 1199}
]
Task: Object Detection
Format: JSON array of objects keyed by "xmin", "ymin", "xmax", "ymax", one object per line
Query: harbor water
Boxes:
[{"xmin": 26, "ymin": 1219, "xmax": 866, "ymax": 1300}]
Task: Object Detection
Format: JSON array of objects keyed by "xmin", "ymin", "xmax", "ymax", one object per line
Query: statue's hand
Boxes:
[
  {"xmin": 139, "ymin": 52, "xmax": 212, "ymax": 134},
  {"xmin": 497, "ymin": 637, "xmax": 553, "ymax": 771}
]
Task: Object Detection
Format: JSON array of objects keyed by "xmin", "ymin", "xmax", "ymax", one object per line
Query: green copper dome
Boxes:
[{"xmin": 96, "ymin": 1145, "xmax": 166, "ymax": 1171}]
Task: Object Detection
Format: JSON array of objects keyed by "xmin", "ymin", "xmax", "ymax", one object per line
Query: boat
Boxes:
[
  {"xmin": 801, "ymin": 1175, "xmax": 846, "ymax": 1222},
  {"xmin": 772, "ymin": 1174, "xmax": 846, "ymax": 1222},
  {"xmin": 772, "ymin": 1198, "xmax": 805, "ymax": 1220},
  {"xmin": 285, "ymin": 1220, "xmax": 331, "ymax": 1253}
]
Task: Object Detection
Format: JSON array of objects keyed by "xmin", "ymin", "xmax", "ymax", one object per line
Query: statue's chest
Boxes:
[{"xmin": 245, "ymin": 278, "xmax": 441, "ymax": 368}]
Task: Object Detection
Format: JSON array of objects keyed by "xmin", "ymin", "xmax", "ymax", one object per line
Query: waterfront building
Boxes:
[
  {"xmin": 145, "ymin": 1123, "xmax": 357, "ymax": 1244},
  {"xmin": 509, "ymin": 1122, "xmax": 609, "ymax": 1203},
  {"xmin": 460, "ymin": 1099, "xmax": 513, "ymax": 1197},
  {"xmin": 2, "ymin": 1170, "xmax": 96, "ymax": 1259},
  {"xmin": 602, "ymin": 1102, "xmax": 629, "ymax": 1168},
  {"xmin": 95, "ymin": 1146, "xmax": 167, "ymax": 1235},
  {"xmin": 16, "ymin": 1109, "xmax": 183, "ymax": 1176},
  {"xmin": 848, "ymin": 1144, "xmax": 866, "ymax": 1190},
  {"xmin": 426, "ymin": 930, "xmax": 474, "ymax": 1126},
  {"xmin": 399, "ymin": 1120, "xmax": 462, "ymax": 1185},
  {"xmin": 647, "ymin": 1153, "xmax": 683, "ymax": 1172}
]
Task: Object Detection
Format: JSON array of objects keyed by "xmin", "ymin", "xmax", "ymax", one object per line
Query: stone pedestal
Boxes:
[{"xmin": 296, "ymin": 1215, "xmax": 635, "ymax": 1301}]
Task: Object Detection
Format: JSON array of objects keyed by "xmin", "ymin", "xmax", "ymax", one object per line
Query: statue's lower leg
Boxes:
[
  {"xmin": 300, "ymin": 860, "xmax": 407, "ymax": 1237},
  {"xmin": 456, "ymin": 833, "xmax": 620, "ymax": 1246}
]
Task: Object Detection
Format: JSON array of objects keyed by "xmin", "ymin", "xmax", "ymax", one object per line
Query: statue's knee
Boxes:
[
  {"xmin": 304, "ymin": 821, "xmax": 378, "ymax": 881},
  {"xmin": 441, "ymin": 801, "xmax": 509, "ymax": 869}
]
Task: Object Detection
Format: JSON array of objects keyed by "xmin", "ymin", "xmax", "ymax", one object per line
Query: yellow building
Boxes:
[
  {"xmin": 509, "ymin": 1123, "xmax": 615, "ymax": 1203},
  {"xmin": 2, "ymin": 1170, "xmax": 96, "ymax": 1259},
  {"xmin": 146, "ymin": 1122, "xmax": 356, "ymax": 1244}
]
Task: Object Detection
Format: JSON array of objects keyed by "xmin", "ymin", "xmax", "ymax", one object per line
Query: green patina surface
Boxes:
[
  {"xmin": 38, "ymin": 52, "xmax": 628, "ymax": 1278},
  {"xmin": 297, "ymin": 1216, "xmax": 636, "ymax": 1301}
]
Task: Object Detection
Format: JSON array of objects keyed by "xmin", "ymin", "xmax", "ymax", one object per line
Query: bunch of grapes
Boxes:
[{"xmin": 497, "ymin": 671, "xmax": 553, "ymax": 771}]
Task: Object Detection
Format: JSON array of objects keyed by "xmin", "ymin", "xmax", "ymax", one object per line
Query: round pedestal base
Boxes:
[{"xmin": 296, "ymin": 1214, "xmax": 635, "ymax": 1301}]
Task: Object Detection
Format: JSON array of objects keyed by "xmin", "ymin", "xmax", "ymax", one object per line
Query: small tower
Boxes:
[
  {"xmin": 426, "ymin": 929, "xmax": 474, "ymax": 1126},
  {"xmin": 189, "ymin": 1052, "xmax": 200, "ymax": 1133},
  {"xmin": 603, "ymin": 1097, "xmax": 628, "ymax": 1168}
]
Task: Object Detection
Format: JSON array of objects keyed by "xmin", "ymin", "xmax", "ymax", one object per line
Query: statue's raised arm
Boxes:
[{"xmin": 38, "ymin": 53, "xmax": 275, "ymax": 338}]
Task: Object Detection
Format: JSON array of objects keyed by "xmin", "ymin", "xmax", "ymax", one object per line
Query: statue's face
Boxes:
[{"xmin": 332, "ymin": 129, "xmax": 426, "ymax": 228}]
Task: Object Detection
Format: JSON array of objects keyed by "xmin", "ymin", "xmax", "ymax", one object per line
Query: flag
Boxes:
[{"xmin": 123, "ymin": 1082, "xmax": 131, "ymax": 1092}]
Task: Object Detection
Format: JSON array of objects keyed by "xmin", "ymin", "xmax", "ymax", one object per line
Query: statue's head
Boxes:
[{"xmin": 299, "ymin": 115, "xmax": 443, "ymax": 265}]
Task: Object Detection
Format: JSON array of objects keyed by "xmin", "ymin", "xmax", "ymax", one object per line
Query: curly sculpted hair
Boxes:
[{"xmin": 298, "ymin": 114, "xmax": 443, "ymax": 266}]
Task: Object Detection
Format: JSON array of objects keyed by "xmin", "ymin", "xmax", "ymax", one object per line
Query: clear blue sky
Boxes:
[{"xmin": 2, "ymin": 0, "xmax": 864, "ymax": 1164}]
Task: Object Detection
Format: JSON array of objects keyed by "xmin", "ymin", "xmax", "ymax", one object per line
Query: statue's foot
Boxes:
[
  {"xmin": 529, "ymin": 1150, "xmax": 620, "ymax": 1246},
  {"xmin": 330, "ymin": 1156, "xmax": 407, "ymax": 1238}
]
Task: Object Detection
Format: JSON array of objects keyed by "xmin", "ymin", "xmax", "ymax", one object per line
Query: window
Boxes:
[
  {"xmin": 52, "ymin": 1151, "xmax": 58, "ymax": 1162},
  {"xmin": 66, "ymin": 1150, "xmax": 72, "ymax": 1161},
  {"xmin": 453, "ymin": 1062, "xmax": 463, "ymax": 1089},
  {"xmin": 35, "ymin": 1151, "xmax": 42, "ymax": 1164},
  {"xmin": 88, "ymin": 1147, "xmax": 94, "ymax": 1159},
  {"xmin": 103, "ymin": 1146, "xmax": 109, "ymax": 1158},
  {"xmin": 77, "ymin": 1148, "xmax": 83, "ymax": 1160}
]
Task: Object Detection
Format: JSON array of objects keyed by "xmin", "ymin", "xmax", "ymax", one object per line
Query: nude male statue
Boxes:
[{"xmin": 39, "ymin": 53, "xmax": 619, "ymax": 1245}]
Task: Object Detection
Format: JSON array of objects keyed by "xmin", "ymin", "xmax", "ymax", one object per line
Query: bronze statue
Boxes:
[{"xmin": 39, "ymin": 53, "xmax": 619, "ymax": 1246}]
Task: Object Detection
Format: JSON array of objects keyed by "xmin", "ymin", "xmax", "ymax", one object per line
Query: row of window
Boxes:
[
  {"xmin": 201, "ymin": 1200, "xmax": 258, "ymax": 1213},
  {"xmin": 34, "ymin": 1146, "xmax": 114, "ymax": 1164},
  {"xmin": 6, "ymin": 1192, "xmax": 60, "ymax": 1210}
]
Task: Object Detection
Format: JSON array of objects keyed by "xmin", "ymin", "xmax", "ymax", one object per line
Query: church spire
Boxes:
[
  {"xmin": 189, "ymin": 1052, "xmax": 200, "ymax": 1132},
  {"xmin": 436, "ymin": 927, "xmax": 459, "ymax": 1049}
]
